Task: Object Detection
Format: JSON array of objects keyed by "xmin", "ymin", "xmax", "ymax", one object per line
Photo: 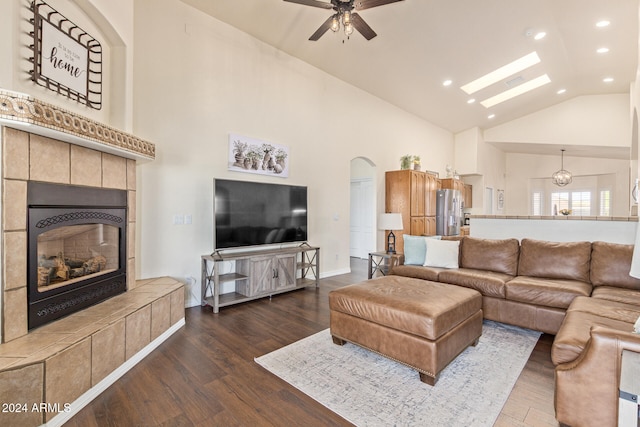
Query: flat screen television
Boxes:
[{"xmin": 214, "ymin": 179, "xmax": 308, "ymax": 250}]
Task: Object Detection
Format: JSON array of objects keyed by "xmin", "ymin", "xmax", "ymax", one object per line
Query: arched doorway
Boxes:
[{"xmin": 350, "ymin": 157, "xmax": 376, "ymax": 259}]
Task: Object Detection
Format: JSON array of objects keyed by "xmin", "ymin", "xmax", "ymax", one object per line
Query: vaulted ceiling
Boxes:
[{"xmin": 180, "ymin": 0, "xmax": 638, "ymax": 157}]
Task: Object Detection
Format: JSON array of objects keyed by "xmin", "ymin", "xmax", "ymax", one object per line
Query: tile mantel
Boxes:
[{"xmin": 0, "ymin": 89, "xmax": 155, "ymax": 162}]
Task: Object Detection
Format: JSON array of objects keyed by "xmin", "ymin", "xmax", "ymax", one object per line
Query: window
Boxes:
[
  {"xmin": 550, "ymin": 191, "xmax": 591, "ymax": 215},
  {"xmin": 532, "ymin": 192, "xmax": 542, "ymax": 215},
  {"xmin": 571, "ymin": 191, "xmax": 591, "ymax": 216},
  {"xmin": 599, "ymin": 190, "xmax": 611, "ymax": 216},
  {"xmin": 550, "ymin": 192, "xmax": 569, "ymax": 214}
]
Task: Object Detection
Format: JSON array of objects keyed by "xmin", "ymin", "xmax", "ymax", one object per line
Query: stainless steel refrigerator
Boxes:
[{"xmin": 436, "ymin": 189, "xmax": 461, "ymax": 236}]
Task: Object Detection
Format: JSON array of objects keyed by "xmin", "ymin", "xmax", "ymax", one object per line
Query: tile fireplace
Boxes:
[
  {"xmin": 27, "ymin": 182, "xmax": 128, "ymax": 329},
  {"xmin": 0, "ymin": 91, "xmax": 186, "ymax": 427}
]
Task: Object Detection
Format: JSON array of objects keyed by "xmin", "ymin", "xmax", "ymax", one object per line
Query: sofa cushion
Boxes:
[
  {"xmin": 591, "ymin": 286, "xmax": 640, "ymax": 307},
  {"xmin": 403, "ymin": 235, "xmax": 427, "ymax": 265},
  {"xmin": 517, "ymin": 239, "xmax": 591, "ymax": 282},
  {"xmin": 551, "ymin": 309, "xmax": 635, "ymax": 365},
  {"xmin": 590, "ymin": 241, "xmax": 640, "ymax": 290},
  {"xmin": 505, "ymin": 276, "xmax": 592, "ymax": 309},
  {"xmin": 460, "ymin": 237, "xmax": 520, "ymax": 276},
  {"xmin": 423, "ymin": 238, "xmax": 459, "ymax": 268},
  {"xmin": 567, "ymin": 296, "xmax": 640, "ymax": 324},
  {"xmin": 438, "ymin": 268, "xmax": 511, "ymax": 298},
  {"xmin": 390, "ymin": 264, "xmax": 444, "ymax": 282}
]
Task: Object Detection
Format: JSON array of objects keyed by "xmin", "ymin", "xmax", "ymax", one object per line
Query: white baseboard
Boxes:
[
  {"xmin": 43, "ymin": 318, "xmax": 186, "ymax": 427},
  {"xmin": 320, "ymin": 267, "xmax": 351, "ymax": 278}
]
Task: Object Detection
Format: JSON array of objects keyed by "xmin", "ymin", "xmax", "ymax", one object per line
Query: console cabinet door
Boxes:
[
  {"xmin": 274, "ymin": 254, "xmax": 296, "ymax": 291},
  {"xmin": 241, "ymin": 256, "xmax": 274, "ymax": 296}
]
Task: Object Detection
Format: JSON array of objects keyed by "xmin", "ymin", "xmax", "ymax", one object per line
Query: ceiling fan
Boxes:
[{"xmin": 283, "ymin": 0, "xmax": 405, "ymax": 41}]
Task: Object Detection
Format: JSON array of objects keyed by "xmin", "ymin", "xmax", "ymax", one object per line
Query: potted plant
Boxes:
[
  {"xmin": 413, "ymin": 155, "xmax": 421, "ymax": 171},
  {"xmin": 232, "ymin": 140, "xmax": 248, "ymax": 167},
  {"xmin": 246, "ymin": 145, "xmax": 263, "ymax": 170},
  {"xmin": 400, "ymin": 154, "xmax": 412, "ymax": 170},
  {"xmin": 274, "ymin": 149, "xmax": 288, "ymax": 173}
]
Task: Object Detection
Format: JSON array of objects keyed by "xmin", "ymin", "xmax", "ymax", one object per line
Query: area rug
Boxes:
[{"xmin": 255, "ymin": 321, "xmax": 541, "ymax": 427}]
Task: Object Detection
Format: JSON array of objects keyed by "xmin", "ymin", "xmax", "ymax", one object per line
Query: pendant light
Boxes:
[{"xmin": 552, "ymin": 149, "xmax": 572, "ymax": 187}]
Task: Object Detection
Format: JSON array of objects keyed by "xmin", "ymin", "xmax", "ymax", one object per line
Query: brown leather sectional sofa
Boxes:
[{"xmin": 390, "ymin": 236, "xmax": 640, "ymax": 427}]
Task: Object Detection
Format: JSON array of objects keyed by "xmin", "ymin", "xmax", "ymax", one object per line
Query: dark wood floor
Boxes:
[{"xmin": 67, "ymin": 259, "xmax": 559, "ymax": 427}]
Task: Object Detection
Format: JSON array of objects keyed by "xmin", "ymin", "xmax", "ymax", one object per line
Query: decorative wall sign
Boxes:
[
  {"xmin": 30, "ymin": 0, "xmax": 103, "ymax": 109},
  {"xmin": 497, "ymin": 189, "xmax": 505, "ymax": 211},
  {"xmin": 228, "ymin": 133, "xmax": 290, "ymax": 178}
]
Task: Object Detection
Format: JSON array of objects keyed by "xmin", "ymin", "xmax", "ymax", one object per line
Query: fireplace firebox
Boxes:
[{"xmin": 27, "ymin": 182, "xmax": 127, "ymax": 329}]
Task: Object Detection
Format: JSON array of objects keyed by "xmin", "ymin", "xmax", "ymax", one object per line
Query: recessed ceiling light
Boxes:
[
  {"xmin": 603, "ymin": 77, "xmax": 614, "ymax": 83},
  {"xmin": 480, "ymin": 74, "xmax": 551, "ymax": 108},
  {"xmin": 597, "ymin": 47, "xmax": 610, "ymax": 54},
  {"xmin": 460, "ymin": 51, "xmax": 541, "ymax": 95},
  {"xmin": 443, "ymin": 79, "xmax": 452, "ymax": 87},
  {"xmin": 557, "ymin": 88, "xmax": 567, "ymax": 95},
  {"xmin": 488, "ymin": 114, "xmax": 496, "ymax": 119},
  {"xmin": 534, "ymin": 32, "xmax": 546, "ymax": 40},
  {"xmin": 596, "ymin": 20, "xmax": 610, "ymax": 28},
  {"xmin": 467, "ymin": 99, "xmax": 476, "ymax": 104}
]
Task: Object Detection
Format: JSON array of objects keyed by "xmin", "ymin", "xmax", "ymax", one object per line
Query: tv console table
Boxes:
[{"xmin": 201, "ymin": 244, "xmax": 320, "ymax": 313}]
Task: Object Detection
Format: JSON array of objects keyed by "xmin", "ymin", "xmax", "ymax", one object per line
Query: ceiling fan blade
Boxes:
[
  {"xmin": 354, "ymin": 0, "xmax": 404, "ymax": 11},
  {"xmin": 351, "ymin": 13, "xmax": 377, "ymax": 40},
  {"xmin": 309, "ymin": 15, "xmax": 334, "ymax": 41},
  {"xmin": 283, "ymin": 0, "xmax": 334, "ymax": 9}
]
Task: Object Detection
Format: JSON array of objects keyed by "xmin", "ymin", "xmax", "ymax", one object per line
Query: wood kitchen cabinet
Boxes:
[
  {"xmin": 441, "ymin": 178, "xmax": 473, "ymax": 209},
  {"xmin": 385, "ymin": 170, "xmax": 439, "ymax": 252}
]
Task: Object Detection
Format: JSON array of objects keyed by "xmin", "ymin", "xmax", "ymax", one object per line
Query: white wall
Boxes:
[
  {"xmin": 484, "ymin": 94, "xmax": 630, "ymax": 148},
  {"xmin": 505, "ymin": 153, "xmax": 630, "ymax": 216},
  {"xmin": 132, "ymin": 0, "xmax": 454, "ymax": 304},
  {"xmin": 477, "ymin": 94, "xmax": 632, "ymax": 216},
  {"xmin": 0, "ymin": 0, "xmax": 134, "ymax": 130},
  {"xmin": 472, "ymin": 218, "xmax": 637, "ymax": 244},
  {"xmin": 455, "ymin": 127, "xmax": 506, "ymax": 215}
]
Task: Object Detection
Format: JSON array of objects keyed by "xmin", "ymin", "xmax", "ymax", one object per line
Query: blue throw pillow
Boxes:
[{"xmin": 403, "ymin": 235, "xmax": 427, "ymax": 265}]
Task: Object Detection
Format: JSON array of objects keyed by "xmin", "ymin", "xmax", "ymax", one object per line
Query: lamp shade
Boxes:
[{"xmin": 378, "ymin": 213, "xmax": 403, "ymax": 231}]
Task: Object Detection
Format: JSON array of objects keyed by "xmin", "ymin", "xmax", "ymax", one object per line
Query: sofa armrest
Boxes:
[{"xmin": 555, "ymin": 326, "xmax": 640, "ymax": 427}]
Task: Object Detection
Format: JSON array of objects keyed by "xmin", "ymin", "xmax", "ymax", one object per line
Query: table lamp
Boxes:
[{"xmin": 378, "ymin": 213, "xmax": 403, "ymax": 254}]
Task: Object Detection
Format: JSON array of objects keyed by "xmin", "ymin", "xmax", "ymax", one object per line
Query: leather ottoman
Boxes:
[{"xmin": 329, "ymin": 275, "xmax": 483, "ymax": 385}]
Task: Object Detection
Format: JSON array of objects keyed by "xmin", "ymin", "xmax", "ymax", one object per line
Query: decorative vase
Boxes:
[{"xmin": 234, "ymin": 153, "xmax": 245, "ymax": 167}]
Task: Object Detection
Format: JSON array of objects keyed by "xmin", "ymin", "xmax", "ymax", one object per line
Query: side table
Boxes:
[{"xmin": 368, "ymin": 251, "xmax": 404, "ymax": 279}]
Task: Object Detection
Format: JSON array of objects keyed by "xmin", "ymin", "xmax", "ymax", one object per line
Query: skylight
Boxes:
[
  {"xmin": 480, "ymin": 74, "xmax": 551, "ymax": 108},
  {"xmin": 460, "ymin": 52, "xmax": 541, "ymax": 95}
]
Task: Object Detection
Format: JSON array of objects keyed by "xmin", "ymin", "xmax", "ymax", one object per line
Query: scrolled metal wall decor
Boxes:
[{"xmin": 29, "ymin": 0, "xmax": 103, "ymax": 109}]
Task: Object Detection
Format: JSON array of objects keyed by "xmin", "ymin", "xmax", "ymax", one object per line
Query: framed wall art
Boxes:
[
  {"xmin": 228, "ymin": 133, "xmax": 290, "ymax": 178},
  {"xmin": 30, "ymin": 0, "xmax": 103, "ymax": 109}
]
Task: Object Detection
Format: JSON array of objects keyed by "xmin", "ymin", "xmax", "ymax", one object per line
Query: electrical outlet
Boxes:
[
  {"xmin": 184, "ymin": 214, "xmax": 192, "ymax": 225},
  {"xmin": 173, "ymin": 214, "xmax": 184, "ymax": 225}
]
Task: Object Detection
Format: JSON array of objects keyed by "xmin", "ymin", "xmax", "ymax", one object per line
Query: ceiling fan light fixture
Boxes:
[
  {"xmin": 342, "ymin": 10, "xmax": 352, "ymax": 25},
  {"xmin": 330, "ymin": 14, "xmax": 340, "ymax": 32},
  {"xmin": 344, "ymin": 22, "xmax": 355, "ymax": 36},
  {"xmin": 552, "ymin": 149, "xmax": 572, "ymax": 187}
]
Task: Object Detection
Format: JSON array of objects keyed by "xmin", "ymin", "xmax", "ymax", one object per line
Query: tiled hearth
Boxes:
[{"xmin": 0, "ymin": 91, "xmax": 185, "ymax": 426}]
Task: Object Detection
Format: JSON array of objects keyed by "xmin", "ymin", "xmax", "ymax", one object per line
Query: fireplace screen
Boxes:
[
  {"xmin": 28, "ymin": 182, "xmax": 127, "ymax": 329},
  {"xmin": 36, "ymin": 224, "xmax": 119, "ymax": 292}
]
